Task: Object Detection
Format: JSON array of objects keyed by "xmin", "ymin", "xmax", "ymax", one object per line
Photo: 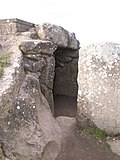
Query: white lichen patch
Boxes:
[
  {"xmin": 17, "ymin": 106, "xmax": 20, "ymax": 110},
  {"xmin": 33, "ymin": 105, "xmax": 36, "ymax": 109},
  {"xmin": 8, "ymin": 121, "xmax": 11, "ymax": 125}
]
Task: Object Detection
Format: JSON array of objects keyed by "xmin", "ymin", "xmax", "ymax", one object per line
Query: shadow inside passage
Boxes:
[{"xmin": 54, "ymin": 95, "xmax": 77, "ymax": 118}]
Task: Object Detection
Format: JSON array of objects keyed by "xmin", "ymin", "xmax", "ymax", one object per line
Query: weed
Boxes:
[
  {"xmin": 78, "ymin": 124, "xmax": 107, "ymax": 140},
  {"xmin": 87, "ymin": 125, "xmax": 107, "ymax": 140}
]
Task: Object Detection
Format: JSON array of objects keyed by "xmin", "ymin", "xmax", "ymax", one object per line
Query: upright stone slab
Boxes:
[{"xmin": 77, "ymin": 42, "xmax": 120, "ymax": 134}]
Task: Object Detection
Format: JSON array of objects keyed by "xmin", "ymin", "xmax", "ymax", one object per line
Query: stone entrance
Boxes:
[
  {"xmin": 0, "ymin": 19, "xmax": 80, "ymax": 117},
  {"xmin": 53, "ymin": 48, "xmax": 78, "ymax": 97},
  {"xmin": 53, "ymin": 47, "xmax": 79, "ymax": 117},
  {"xmin": 35, "ymin": 23, "xmax": 80, "ymax": 116}
]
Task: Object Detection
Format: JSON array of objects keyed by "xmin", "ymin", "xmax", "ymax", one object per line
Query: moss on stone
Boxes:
[{"xmin": 87, "ymin": 126, "xmax": 107, "ymax": 140}]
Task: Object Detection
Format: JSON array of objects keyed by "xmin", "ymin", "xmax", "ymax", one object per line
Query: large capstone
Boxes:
[
  {"xmin": 35, "ymin": 23, "xmax": 79, "ymax": 49},
  {"xmin": 77, "ymin": 42, "xmax": 120, "ymax": 135}
]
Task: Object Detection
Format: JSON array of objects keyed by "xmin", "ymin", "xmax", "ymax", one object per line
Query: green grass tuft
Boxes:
[
  {"xmin": 88, "ymin": 126, "xmax": 107, "ymax": 140},
  {"xmin": 78, "ymin": 124, "xmax": 107, "ymax": 140}
]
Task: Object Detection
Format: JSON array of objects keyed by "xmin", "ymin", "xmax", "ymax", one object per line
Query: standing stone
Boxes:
[
  {"xmin": 40, "ymin": 56, "xmax": 55, "ymax": 113},
  {"xmin": 77, "ymin": 42, "xmax": 120, "ymax": 134}
]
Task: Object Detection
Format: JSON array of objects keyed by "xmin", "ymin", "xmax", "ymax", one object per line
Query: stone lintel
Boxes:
[{"xmin": 19, "ymin": 40, "xmax": 57, "ymax": 55}]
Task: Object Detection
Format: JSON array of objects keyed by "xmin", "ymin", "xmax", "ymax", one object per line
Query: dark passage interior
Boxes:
[
  {"xmin": 54, "ymin": 95, "xmax": 77, "ymax": 117},
  {"xmin": 53, "ymin": 48, "xmax": 79, "ymax": 118}
]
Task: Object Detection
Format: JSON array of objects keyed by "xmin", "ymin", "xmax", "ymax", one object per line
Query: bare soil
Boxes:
[{"xmin": 54, "ymin": 95, "xmax": 120, "ymax": 160}]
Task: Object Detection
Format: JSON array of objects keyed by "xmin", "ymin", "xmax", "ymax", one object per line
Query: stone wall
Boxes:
[
  {"xmin": 0, "ymin": 18, "xmax": 34, "ymax": 35},
  {"xmin": 77, "ymin": 42, "xmax": 120, "ymax": 135},
  {"xmin": 19, "ymin": 40, "xmax": 57, "ymax": 113}
]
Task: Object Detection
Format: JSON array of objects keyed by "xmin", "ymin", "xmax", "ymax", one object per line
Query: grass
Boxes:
[
  {"xmin": 77, "ymin": 124, "xmax": 111, "ymax": 152},
  {"xmin": 0, "ymin": 52, "xmax": 11, "ymax": 77},
  {"xmin": 87, "ymin": 125, "xmax": 107, "ymax": 140},
  {"xmin": 78, "ymin": 124, "xmax": 107, "ymax": 140}
]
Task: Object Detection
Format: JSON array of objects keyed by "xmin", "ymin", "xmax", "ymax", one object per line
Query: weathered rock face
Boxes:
[
  {"xmin": 35, "ymin": 23, "xmax": 79, "ymax": 49},
  {"xmin": 1, "ymin": 76, "xmax": 61, "ymax": 160},
  {"xmin": 77, "ymin": 42, "xmax": 120, "ymax": 134},
  {"xmin": 19, "ymin": 40, "xmax": 57, "ymax": 55}
]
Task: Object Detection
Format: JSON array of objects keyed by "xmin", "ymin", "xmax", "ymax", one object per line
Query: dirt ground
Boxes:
[{"xmin": 54, "ymin": 95, "xmax": 120, "ymax": 160}]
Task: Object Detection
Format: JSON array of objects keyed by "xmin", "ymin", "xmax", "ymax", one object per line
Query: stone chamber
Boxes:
[
  {"xmin": 34, "ymin": 22, "xmax": 80, "ymax": 116},
  {"xmin": 53, "ymin": 47, "xmax": 79, "ymax": 117}
]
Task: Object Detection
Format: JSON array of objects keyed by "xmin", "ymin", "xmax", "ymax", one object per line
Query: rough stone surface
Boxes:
[
  {"xmin": 56, "ymin": 116, "xmax": 76, "ymax": 138},
  {"xmin": 19, "ymin": 40, "xmax": 57, "ymax": 55},
  {"xmin": 20, "ymin": 41, "xmax": 56, "ymax": 113},
  {"xmin": 40, "ymin": 56, "xmax": 55, "ymax": 113},
  {"xmin": 77, "ymin": 42, "xmax": 120, "ymax": 134},
  {"xmin": 41, "ymin": 84, "xmax": 54, "ymax": 114},
  {"xmin": 0, "ymin": 145, "xmax": 4, "ymax": 160},
  {"xmin": 41, "ymin": 141, "xmax": 59, "ymax": 160},
  {"xmin": 35, "ymin": 23, "xmax": 79, "ymax": 49},
  {"xmin": 40, "ymin": 56, "xmax": 55, "ymax": 90},
  {"xmin": 107, "ymin": 140, "xmax": 120, "ymax": 156}
]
